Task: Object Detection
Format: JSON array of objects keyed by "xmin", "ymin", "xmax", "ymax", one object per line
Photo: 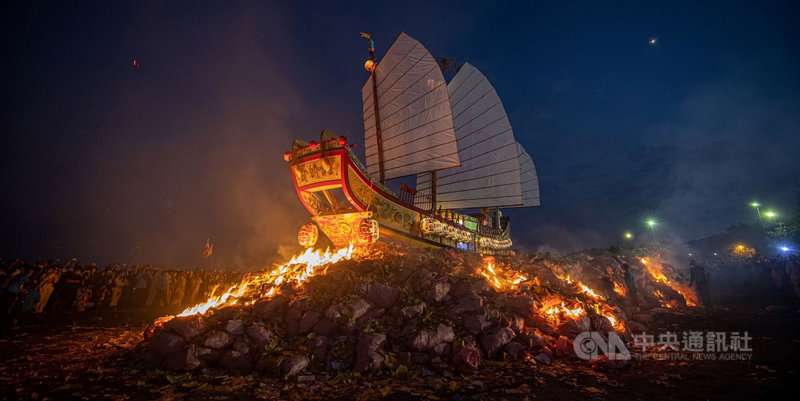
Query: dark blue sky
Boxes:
[{"xmin": 2, "ymin": 1, "xmax": 799, "ymax": 266}]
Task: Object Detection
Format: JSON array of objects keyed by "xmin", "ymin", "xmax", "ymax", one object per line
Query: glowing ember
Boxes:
[
  {"xmin": 641, "ymin": 256, "xmax": 699, "ymax": 308},
  {"xmin": 177, "ymin": 245, "xmax": 356, "ymax": 317},
  {"xmin": 592, "ymin": 303, "xmax": 624, "ymax": 331},
  {"xmin": 732, "ymin": 243, "xmax": 756, "ymax": 257},
  {"xmin": 543, "ymin": 302, "xmax": 585, "ymax": 323},
  {"xmin": 477, "ymin": 257, "xmax": 527, "ymax": 291},
  {"xmin": 546, "ymin": 268, "xmax": 628, "ymax": 332},
  {"xmin": 557, "ymin": 274, "xmax": 606, "ymax": 302},
  {"xmin": 578, "ymin": 282, "xmax": 604, "ymax": 301},
  {"xmin": 614, "ymin": 281, "xmax": 627, "ymax": 297}
]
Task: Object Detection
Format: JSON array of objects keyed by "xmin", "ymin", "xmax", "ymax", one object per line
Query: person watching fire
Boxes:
[
  {"xmin": 689, "ymin": 259, "xmax": 712, "ymax": 311},
  {"xmin": 622, "ymin": 263, "xmax": 638, "ymax": 308}
]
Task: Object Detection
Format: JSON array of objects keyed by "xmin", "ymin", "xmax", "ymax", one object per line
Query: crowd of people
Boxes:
[
  {"xmin": 0, "ymin": 258, "xmax": 245, "ymax": 323},
  {"xmin": 690, "ymin": 253, "xmax": 800, "ymax": 307}
]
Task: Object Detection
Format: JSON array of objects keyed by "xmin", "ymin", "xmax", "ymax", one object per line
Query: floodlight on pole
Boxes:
[
  {"xmin": 751, "ymin": 201, "xmax": 761, "ymax": 218},
  {"xmin": 646, "ymin": 219, "xmax": 657, "ymax": 242}
]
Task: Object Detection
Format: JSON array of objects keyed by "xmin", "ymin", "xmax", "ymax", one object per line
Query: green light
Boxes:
[
  {"xmin": 625, "ymin": 232, "xmax": 633, "ymax": 239},
  {"xmin": 751, "ymin": 202, "xmax": 759, "ymax": 208},
  {"xmin": 766, "ymin": 211, "xmax": 776, "ymax": 218},
  {"xmin": 647, "ymin": 219, "xmax": 655, "ymax": 227}
]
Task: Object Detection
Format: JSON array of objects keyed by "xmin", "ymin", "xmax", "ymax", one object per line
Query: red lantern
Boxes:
[
  {"xmin": 421, "ymin": 217, "xmax": 435, "ymax": 234},
  {"xmin": 448, "ymin": 225, "xmax": 457, "ymax": 240},
  {"xmin": 432, "ymin": 220, "xmax": 443, "ymax": 235},
  {"xmin": 297, "ymin": 224, "xmax": 319, "ymax": 247},
  {"xmin": 357, "ymin": 218, "xmax": 380, "ymax": 244}
]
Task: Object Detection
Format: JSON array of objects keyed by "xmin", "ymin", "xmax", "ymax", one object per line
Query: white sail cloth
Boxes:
[
  {"xmin": 416, "ymin": 63, "xmax": 524, "ymax": 209},
  {"xmin": 514, "ymin": 142, "xmax": 541, "ymax": 207},
  {"xmin": 361, "ymin": 32, "xmax": 461, "ymax": 180}
]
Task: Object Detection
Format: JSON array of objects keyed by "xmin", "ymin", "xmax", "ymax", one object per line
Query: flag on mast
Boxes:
[{"xmin": 202, "ymin": 238, "xmax": 213, "ymax": 258}]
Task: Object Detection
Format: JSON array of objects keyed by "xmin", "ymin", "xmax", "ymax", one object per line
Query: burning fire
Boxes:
[
  {"xmin": 544, "ymin": 302, "xmax": 585, "ymax": 321},
  {"xmin": 557, "ymin": 274, "xmax": 606, "ymax": 302},
  {"xmin": 732, "ymin": 243, "xmax": 756, "ymax": 258},
  {"xmin": 477, "ymin": 259, "xmax": 627, "ymax": 332},
  {"xmin": 614, "ymin": 281, "xmax": 627, "ymax": 297},
  {"xmin": 177, "ymin": 245, "xmax": 356, "ymax": 317},
  {"xmin": 541, "ymin": 295, "xmax": 585, "ymax": 324},
  {"xmin": 640, "ymin": 257, "xmax": 699, "ymax": 308},
  {"xmin": 543, "ymin": 268, "xmax": 628, "ymax": 332},
  {"xmin": 538, "ymin": 290, "xmax": 625, "ymax": 333},
  {"xmin": 169, "ymin": 246, "xmax": 631, "ymax": 338},
  {"xmin": 478, "ymin": 257, "xmax": 527, "ymax": 291}
]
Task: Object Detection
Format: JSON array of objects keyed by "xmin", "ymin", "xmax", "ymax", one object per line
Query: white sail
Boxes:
[
  {"xmin": 361, "ymin": 32, "xmax": 460, "ymax": 180},
  {"xmin": 513, "ymin": 142, "xmax": 540, "ymax": 207},
  {"xmin": 415, "ymin": 63, "xmax": 522, "ymax": 209}
]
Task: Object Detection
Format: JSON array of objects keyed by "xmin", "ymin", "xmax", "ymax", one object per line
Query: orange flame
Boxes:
[
  {"xmin": 556, "ymin": 274, "xmax": 606, "ymax": 302},
  {"xmin": 614, "ymin": 281, "xmax": 627, "ymax": 297},
  {"xmin": 177, "ymin": 245, "xmax": 356, "ymax": 317},
  {"xmin": 641, "ymin": 257, "xmax": 699, "ymax": 308},
  {"xmin": 541, "ymin": 295, "xmax": 585, "ymax": 324},
  {"xmin": 592, "ymin": 303, "xmax": 624, "ymax": 331},
  {"xmin": 547, "ymin": 269, "xmax": 627, "ymax": 332},
  {"xmin": 478, "ymin": 257, "xmax": 527, "ymax": 291}
]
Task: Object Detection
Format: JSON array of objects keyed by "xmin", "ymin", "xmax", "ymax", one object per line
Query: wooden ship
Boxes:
[{"xmin": 284, "ymin": 33, "xmax": 539, "ymax": 254}]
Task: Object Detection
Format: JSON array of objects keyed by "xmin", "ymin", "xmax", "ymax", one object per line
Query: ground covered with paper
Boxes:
[{"xmin": 1, "ymin": 244, "xmax": 797, "ymax": 400}]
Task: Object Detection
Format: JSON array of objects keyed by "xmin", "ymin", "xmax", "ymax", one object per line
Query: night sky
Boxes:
[{"xmin": 2, "ymin": 1, "xmax": 799, "ymax": 267}]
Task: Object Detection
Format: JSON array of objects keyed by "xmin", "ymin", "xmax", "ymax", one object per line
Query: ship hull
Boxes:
[{"xmin": 285, "ymin": 136, "xmax": 512, "ymax": 254}]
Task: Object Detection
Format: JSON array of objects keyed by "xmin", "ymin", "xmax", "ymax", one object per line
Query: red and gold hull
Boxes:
[{"xmin": 285, "ymin": 134, "xmax": 512, "ymax": 254}]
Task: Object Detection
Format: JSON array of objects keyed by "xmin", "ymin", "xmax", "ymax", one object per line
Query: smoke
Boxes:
[
  {"xmin": 515, "ymin": 72, "xmax": 800, "ymax": 255},
  {"xmin": 2, "ymin": 2, "xmax": 798, "ymax": 266},
  {"xmin": 643, "ymin": 82, "xmax": 800, "ymax": 239},
  {"xmin": 0, "ymin": 3, "xmax": 318, "ymax": 268}
]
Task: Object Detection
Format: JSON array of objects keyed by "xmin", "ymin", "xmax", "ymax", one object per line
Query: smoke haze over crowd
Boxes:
[{"xmin": 2, "ymin": 1, "xmax": 799, "ymax": 266}]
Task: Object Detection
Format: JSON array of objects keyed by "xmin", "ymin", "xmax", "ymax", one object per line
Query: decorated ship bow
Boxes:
[{"xmin": 284, "ymin": 32, "xmax": 540, "ymax": 254}]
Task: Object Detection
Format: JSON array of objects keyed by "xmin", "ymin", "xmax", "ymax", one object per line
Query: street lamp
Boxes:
[
  {"xmin": 646, "ymin": 219, "xmax": 657, "ymax": 242},
  {"xmin": 766, "ymin": 211, "xmax": 776, "ymax": 218},
  {"xmin": 751, "ymin": 202, "xmax": 761, "ymax": 218},
  {"xmin": 751, "ymin": 201, "xmax": 765, "ymax": 231}
]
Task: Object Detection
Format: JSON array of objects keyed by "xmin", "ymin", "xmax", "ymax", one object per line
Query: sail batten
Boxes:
[
  {"xmin": 415, "ymin": 63, "xmax": 523, "ymax": 210},
  {"xmin": 451, "ymin": 86, "xmax": 492, "ymax": 117},
  {"xmin": 436, "ymin": 166, "xmax": 521, "ymax": 186},
  {"xmin": 508, "ymin": 142, "xmax": 540, "ymax": 208},
  {"xmin": 439, "ymin": 135, "xmax": 515, "ymax": 170},
  {"xmin": 362, "ymin": 32, "xmax": 460, "ymax": 180},
  {"xmin": 363, "ymin": 82, "xmax": 450, "ymax": 130},
  {"xmin": 446, "ymin": 68, "xmax": 478, "ymax": 106},
  {"xmin": 366, "ymin": 94, "xmax": 451, "ymax": 142}
]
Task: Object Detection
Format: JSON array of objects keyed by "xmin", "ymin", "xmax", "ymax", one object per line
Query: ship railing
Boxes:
[
  {"xmin": 345, "ymin": 148, "xmax": 398, "ymax": 197},
  {"xmin": 477, "ymin": 224, "xmax": 506, "ymax": 237},
  {"xmin": 410, "ymin": 191, "xmax": 432, "ymax": 213}
]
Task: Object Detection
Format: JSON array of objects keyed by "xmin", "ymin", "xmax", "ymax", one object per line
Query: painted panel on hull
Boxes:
[
  {"xmin": 312, "ymin": 212, "xmax": 372, "ymax": 248},
  {"xmin": 292, "ymin": 156, "xmax": 341, "ymax": 187},
  {"xmin": 347, "ymin": 167, "xmax": 419, "ymax": 234}
]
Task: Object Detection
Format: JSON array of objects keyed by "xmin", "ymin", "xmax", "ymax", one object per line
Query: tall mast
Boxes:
[
  {"xmin": 430, "ymin": 171, "xmax": 437, "ymax": 213},
  {"xmin": 362, "ymin": 33, "xmax": 386, "ymax": 184}
]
